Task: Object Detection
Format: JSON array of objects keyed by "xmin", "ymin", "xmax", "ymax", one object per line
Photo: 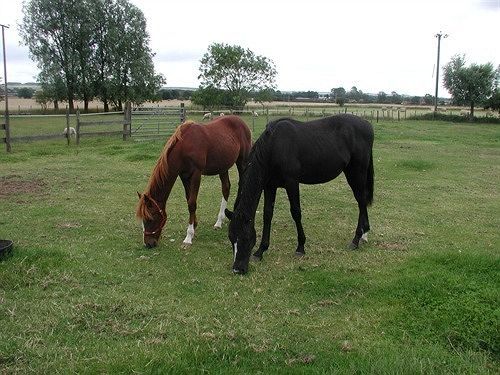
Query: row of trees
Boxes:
[
  {"xmin": 20, "ymin": 0, "xmax": 164, "ymax": 112},
  {"xmin": 190, "ymin": 44, "xmax": 499, "ymax": 113}
]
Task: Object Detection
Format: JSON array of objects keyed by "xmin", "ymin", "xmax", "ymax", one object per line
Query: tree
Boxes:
[
  {"xmin": 443, "ymin": 54, "xmax": 499, "ymax": 117},
  {"xmin": 377, "ymin": 91, "xmax": 387, "ymax": 103},
  {"xmin": 331, "ymin": 87, "xmax": 346, "ymax": 106},
  {"xmin": 191, "ymin": 86, "xmax": 230, "ymax": 110},
  {"xmin": 484, "ymin": 89, "xmax": 500, "ymax": 113},
  {"xmin": 20, "ymin": 0, "xmax": 164, "ymax": 112},
  {"xmin": 254, "ymin": 89, "xmax": 274, "ymax": 107},
  {"xmin": 38, "ymin": 67, "xmax": 67, "ymax": 110},
  {"xmin": 98, "ymin": 0, "xmax": 164, "ymax": 110},
  {"xmin": 198, "ymin": 43, "xmax": 277, "ymax": 109},
  {"xmin": 20, "ymin": 0, "xmax": 90, "ymax": 111},
  {"xmin": 17, "ymin": 87, "xmax": 35, "ymax": 99}
]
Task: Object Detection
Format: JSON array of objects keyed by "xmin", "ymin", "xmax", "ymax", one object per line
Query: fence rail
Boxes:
[{"xmin": 3, "ymin": 102, "xmax": 498, "ymax": 152}]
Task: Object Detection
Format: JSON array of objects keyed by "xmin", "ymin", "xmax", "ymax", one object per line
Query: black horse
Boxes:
[{"xmin": 225, "ymin": 114, "xmax": 374, "ymax": 274}]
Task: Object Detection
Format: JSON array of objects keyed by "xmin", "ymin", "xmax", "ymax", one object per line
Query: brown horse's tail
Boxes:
[{"xmin": 366, "ymin": 149, "xmax": 374, "ymax": 206}]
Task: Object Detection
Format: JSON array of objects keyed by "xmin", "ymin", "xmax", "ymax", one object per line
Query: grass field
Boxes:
[{"xmin": 0, "ymin": 116, "xmax": 499, "ymax": 373}]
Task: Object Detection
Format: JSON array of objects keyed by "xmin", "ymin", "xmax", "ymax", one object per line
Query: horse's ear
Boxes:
[{"xmin": 225, "ymin": 208, "xmax": 233, "ymax": 220}]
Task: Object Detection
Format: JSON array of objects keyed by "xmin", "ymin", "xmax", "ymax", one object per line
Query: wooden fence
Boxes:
[
  {"xmin": 75, "ymin": 102, "xmax": 131, "ymax": 145},
  {"xmin": 2, "ymin": 103, "xmax": 134, "ymax": 152}
]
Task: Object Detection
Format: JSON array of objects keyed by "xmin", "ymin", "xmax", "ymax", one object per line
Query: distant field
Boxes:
[
  {"xmin": 2, "ymin": 97, "xmax": 497, "ymax": 118},
  {"xmin": 0, "ymin": 116, "xmax": 498, "ymax": 373}
]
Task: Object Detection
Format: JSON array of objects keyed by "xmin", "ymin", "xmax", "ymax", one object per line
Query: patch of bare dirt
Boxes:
[{"xmin": 0, "ymin": 175, "xmax": 46, "ymax": 197}]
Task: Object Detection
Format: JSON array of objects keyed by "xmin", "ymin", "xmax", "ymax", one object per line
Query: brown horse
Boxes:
[{"xmin": 136, "ymin": 115, "xmax": 252, "ymax": 248}]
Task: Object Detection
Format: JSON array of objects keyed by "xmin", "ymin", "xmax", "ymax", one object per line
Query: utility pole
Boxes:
[
  {"xmin": 1, "ymin": 23, "xmax": 11, "ymax": 152},
  {"xmin": 434, "ymin": 31, "xmax": 448, "ymax": 113}
]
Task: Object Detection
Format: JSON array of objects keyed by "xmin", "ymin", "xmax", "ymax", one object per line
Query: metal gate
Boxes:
[{"xmin": 131, "ymin": 104, "xmax": 185, "ymax": 140}]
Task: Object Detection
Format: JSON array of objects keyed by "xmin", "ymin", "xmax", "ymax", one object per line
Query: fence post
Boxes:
[
  {"xmin": 266, "ymin": 108, "xmax": 269, "ymax": 125},
  {"xmin": 65, "ymin": 106, "xmax": 71, "ymax": 145},
  {"xmin": 180, "ymin": 103, "xmax": 186, "ymax": 123},
  {"xmin": 2, "ymin": 107, "xmax": 11, "ymax": 153},
  {"xmin": 398, "ymin": 110, "xmax": 400, "ymax": 121},
  {"xmin": 376, "ymin": 110, "xmax": 379, "ymax": 123},
  {"xmin": 76, "ymin": 109, "xmax": 81, "ymax": 145},
  {"xmin": 252, "ymin": 113, "xmax": 255, "ymax": 133},
  {"xmin": 123, "ymin": 101, "xmax": 131, "ymax": 141}
]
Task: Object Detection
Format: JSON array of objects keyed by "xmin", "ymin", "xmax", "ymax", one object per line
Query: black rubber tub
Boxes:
[{"xmin": 0, "ymin": 239, "xmax": 13, "ymax": 260}]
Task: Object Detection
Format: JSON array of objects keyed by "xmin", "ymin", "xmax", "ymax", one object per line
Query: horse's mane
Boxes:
[{"xmin": 136, "ymin": 121, "xmax": 195, "ymax": 219}]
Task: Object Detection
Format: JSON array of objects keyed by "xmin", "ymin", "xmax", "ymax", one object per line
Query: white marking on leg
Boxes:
[
  {"xmin": 141, "ymin": 221, "xmax": 146, "ymax": 245},
  {"xmin": 361, "ymin": 232, "xmax": 369, "ymax": 243},
  {"xmin": 233, "ymin": 242, "xmax": 238, "ymax": 262},
  {"xmin": 183, "ymin": 223, "xmax": 195, "ymax": 245},
  {"xmin": 214, "ymin": 197, "xmax": 227, "ymax": 229}
]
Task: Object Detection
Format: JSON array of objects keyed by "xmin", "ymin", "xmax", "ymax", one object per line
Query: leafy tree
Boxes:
[
  {"xmin": 20, "ymin": 0, "xmax": 164, "ymax": 112},
  {"xmin": 484, "ymin": 89, "xmax": 500, "ymax": 113},
  {"xmin": 423, "ymin": 94, "xmax": 434, "ymax": 105},
  {"xmin": 443, "ymin": 54, "xmax": 499, "ymax": 117},
  {"xmin": 20, "ymin": 0, "xmax": 90, "ymax": 111},
  {"xmin": 38, "ymin": 67, "xmax": 67, "ymax": 110},
  {"xmin": 191, "ymin": 86, "xmax": 234, "ymax": 109},
  {"xmin": 254, "ymin": 89, "xmax": 274, "ymax": 107},
  {"xmin": 331, "ymin": 87, "xmax": 346, "ymax": 99},
  {"xmin": 198, "ymin": 43, "xmax": 277, "ymax": 109},
  {"xmin": 377, "ymin": 91, "xmax": 387, "ymax": 103},
  {"xmin": 390, "ymin": 91, "xmax": 402, "ymax": 104},
  {"xmin": 17, "ymin": 87, "xmax": 35, "ymax": 99}
]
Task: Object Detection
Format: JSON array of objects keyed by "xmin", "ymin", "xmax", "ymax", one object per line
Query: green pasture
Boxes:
[{"xmin": 0, "ymin": 116, "xmax": 499, "ymax": 373}]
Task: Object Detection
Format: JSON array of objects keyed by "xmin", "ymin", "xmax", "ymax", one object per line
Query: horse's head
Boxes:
[
  {"xmin": 137, "ymin": 192, "xmax": 167, "ymax": 248},
  {"xmin": 225, "ymin": 209, "xmax": 256, "ymax": 274}
]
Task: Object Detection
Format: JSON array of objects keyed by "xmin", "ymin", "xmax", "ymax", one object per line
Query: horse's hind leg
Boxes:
[
  {"xmin": 254, "ymin": 185, "xmax": 277, "ymax": 261},
  {"xmin": 345, "ymin": 167, "xmax": 370, "ymax": 250},
  {"xmin": 214, "ymin": 171, "xmax": 230, "ymax": 229},
  {"xmin": 285, "ymin": 180, "xmax": 306, "ymax": 256}
]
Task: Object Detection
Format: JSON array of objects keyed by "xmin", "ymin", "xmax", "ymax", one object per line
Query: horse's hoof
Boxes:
[
  {"xmin": 213, "ymin": 225, "xmax": 222, "ymax": 230},
  {"xmin": 181, "ymin": 242, "xmax": 192, "ymax": 249},
  {"xmin": 232, "ymin": 268, "xmax": 247, "ymax": 275},
  {"xmin": 295, "ymin": 251, "xmax": 305, "ymax": 258},
  {"xmin": 348, "ymin": 242, "xmax": 358, "ymax": 250}
]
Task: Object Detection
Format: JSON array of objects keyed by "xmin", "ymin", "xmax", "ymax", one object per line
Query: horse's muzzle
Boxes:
[{"xmin": 144, "ymin": 239, "xmax": 158, "ymax": 249}]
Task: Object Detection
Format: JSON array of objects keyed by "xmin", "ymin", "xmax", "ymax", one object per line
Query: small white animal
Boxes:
[
  {"xmin": 252, "ymin": 111, "xmax": 259, "ymax": 117},
  {"xmin": 219, "ymin": 113, "xmax": 225, "ymax": 117},
  {"xmin": 203, "ymin": 112, "xmax": 212, "ymax": 120},
  {"xmin": 63, "ymin": 127, "xmax": 76, "ymax": 137}
]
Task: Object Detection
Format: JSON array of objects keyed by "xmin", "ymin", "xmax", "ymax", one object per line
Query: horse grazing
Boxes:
[
  {"xmin": 136, "ymin": 115, "xmax": 252, "ymax": 248},
  {"xmin": 225, "ymin": 114, "xmax": 374, "ymax": 274}
]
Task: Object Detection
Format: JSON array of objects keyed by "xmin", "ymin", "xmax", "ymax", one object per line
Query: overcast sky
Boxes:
[{"xmin": 1, "ymin": 0, "xmax": 499, "ymax": 97}]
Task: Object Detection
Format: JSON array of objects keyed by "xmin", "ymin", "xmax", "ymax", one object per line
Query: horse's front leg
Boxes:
[
  {"xmin": 181, "ymin": 171, "xmax": 201, "ymax": 247},
  {"xmin": 285, "ymin": 180, "xmax": 306, "ymax": 256},
  {"xmin": 214, "ymin": 171, "xmax": 230, "ymax": 229},
  {"xmin": 253, "ymin": 186, "xmax": 277, "ymax": 261}
]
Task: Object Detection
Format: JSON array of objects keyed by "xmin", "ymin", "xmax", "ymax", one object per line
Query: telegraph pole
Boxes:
[
  {"xmin": 434, "ymin": 31, "xmax": 448, "ymax": 113},
  {"xmin": 1, "ymin": 23, "xmax": 11, "ymax": 152}
]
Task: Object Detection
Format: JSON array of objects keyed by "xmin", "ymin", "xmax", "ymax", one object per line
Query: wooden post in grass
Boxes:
[
  {"xmin": 65, "ymin": 106, "xmax": 70, "ymax": 145},
  {"xmin": 123, "ymin": 101, "xmax": 131, "ymax": 141},
  {"xmin": 76, "ymin": 109, "xmax": 81, "ymax": 145},
  {"xmin": 2, "ymin": 24, "xmax": 11, "ymax": 152},
  {"xmin": 180, "ymin": 102, "xmax": 186, "ymax": 123}
]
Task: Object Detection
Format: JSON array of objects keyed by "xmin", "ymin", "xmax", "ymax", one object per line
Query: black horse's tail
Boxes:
[{"xmin": 366, "ymin": 150, "xmax": 374, "ymax": 206}]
